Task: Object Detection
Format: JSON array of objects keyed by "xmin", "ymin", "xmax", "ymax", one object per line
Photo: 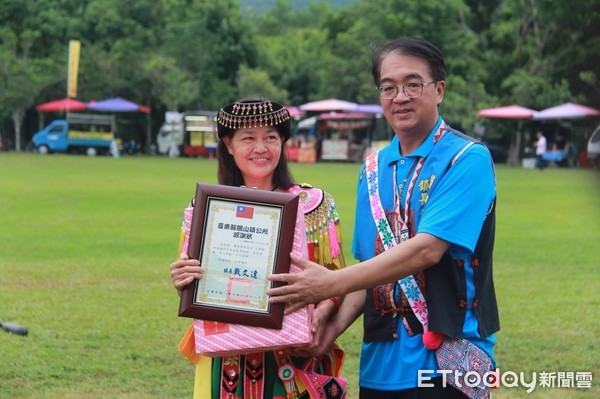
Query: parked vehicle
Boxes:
[
  {"xmin": 586, "ymin": 124, "xmax": 600, "ymax": 168},
  {"xmin": 32, "ymin": 113, "xmax": 116, "ymax": 155},
  {"xmin": 156, "ymin": 110, "xmax": 218, "ymax": 157}
]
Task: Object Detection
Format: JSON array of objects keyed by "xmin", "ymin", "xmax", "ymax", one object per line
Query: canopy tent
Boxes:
[
  {"xmin": 354, "ymin": 104, "xmax": 384, "ymax": 114},
  {"xmin": 285, "ymin": 106, "xmax": 304, "ymax": 118},
  {"xmin": 299, "ymin": 98, "xmax": 358, "ymax": 112},
  {"xmin": 477, "ymin": 105, "xmax": 539, "ymax": 165},
  {"xmin": 87, "ymin": 97, "xmax": 150, "ymax": 113},
  {"xmin": 318, "ymin": 112, "xmax": 372, "ymax": 131},
  {"xmin": 477, "ymin": 105, "xmax": 538, "ymax": 119},
  {"xmin": 318, "ymin": 112, "xmax": 372, "ymax": 119},
  {"xmin": 87, "ymin": 97, "xmax": 151, "ymax": 152},
  {"xmin": 533, "ymin": 102, "xmax": 600, "ymax": 120},
  {"xmin": 36, "ymin": 98, "xmax": 87, "ymax": 112}
]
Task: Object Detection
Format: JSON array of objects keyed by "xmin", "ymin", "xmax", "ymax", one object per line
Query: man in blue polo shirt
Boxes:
[{"xmin": 269, "ymin": 36, "xmax": 500, "ymax": 399}]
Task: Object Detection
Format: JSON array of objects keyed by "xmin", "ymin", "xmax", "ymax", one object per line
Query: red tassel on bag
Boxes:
[
  {"xmin": 423, "ymin": 331, "xmax": 444, "ymax": 350},
  {"xmin": 307, "ymin": 242, "xmax": 315, "ymax": 261},
  {"xmin": 328, "ymin": 222, "xmax": 340, "ymax": 259}
]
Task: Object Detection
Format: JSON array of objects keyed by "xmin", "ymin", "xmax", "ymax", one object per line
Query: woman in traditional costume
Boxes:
[{"xmin": 170, "ymin": 98, "xmax": 347, "ymax": 399}]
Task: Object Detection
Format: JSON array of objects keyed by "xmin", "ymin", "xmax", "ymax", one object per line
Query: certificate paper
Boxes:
[
  {"xmin": 179, "ymin": 183, "xmax": 299, "ymax": 329},
  {"xmin": 197, "ymin": 199, "xmax": 281, "ymax": 312}
]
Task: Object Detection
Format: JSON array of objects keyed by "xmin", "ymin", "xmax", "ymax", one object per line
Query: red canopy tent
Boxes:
[
  {"xmin": 477, "ymin": 105, "xmax": 539, "ymax": 165},
  {"xmin": 286, "ymin": 106, "xmax": 304, "ymax": 118},
  {"xmin": 35, "ymin": 98, "xmax": 88, "ymax": 131},
  {"xmin": 36, "ymin": 98, "xmax": 87, "ymax": 112},
  {"xmin": 477, "ymin": 105, "xmax": 538, "ymax": 119}
]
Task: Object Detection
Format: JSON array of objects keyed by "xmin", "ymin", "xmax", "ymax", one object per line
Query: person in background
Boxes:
[
  {"xmin": 268, "ymin": 37, "xmax": 500, "ymax": 399},
  {"xmin": 169, "ymin": 97, "xmax": 347, "ymax": 399},
  {"xmin": 535, "ymin": 131, "xmax": 547, "ymax": 170}
]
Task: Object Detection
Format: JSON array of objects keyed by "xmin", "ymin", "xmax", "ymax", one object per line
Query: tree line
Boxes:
[{"xmin": 1, "ymin": 0, "xmax": 598, "ymax": 151}]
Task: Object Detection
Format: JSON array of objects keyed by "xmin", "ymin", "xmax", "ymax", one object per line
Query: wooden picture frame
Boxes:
[{"xmin": 178, "ymin": 183, "xmax": 299, "ymax": 329}]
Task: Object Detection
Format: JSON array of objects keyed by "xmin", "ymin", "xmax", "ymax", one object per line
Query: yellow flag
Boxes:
[{"xmin": 67, "ymin": 40, "xmax": 81, "ymax": 98}]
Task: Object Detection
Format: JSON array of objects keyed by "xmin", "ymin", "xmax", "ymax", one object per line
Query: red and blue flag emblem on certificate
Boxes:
[{"xmin": 236, "ymin": 205, "xmax": 254, "ymax": 219}]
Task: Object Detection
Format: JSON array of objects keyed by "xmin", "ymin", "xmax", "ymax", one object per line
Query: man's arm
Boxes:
[
  {"xmin": 297, "ymin": 289, "xmax": 366, "ymax": 358},
  {"xmin": 328, "ymin": 289, "xmax": 365, "ymax": 336},
  {"xmin": 268, "ymin": 232, "xmax": 449, "ymax": 313}
]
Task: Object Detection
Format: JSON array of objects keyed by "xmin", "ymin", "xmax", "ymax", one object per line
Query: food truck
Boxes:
[{"xmin": 157, "ymin": 110, "xmax": 218, "ymax": 157}]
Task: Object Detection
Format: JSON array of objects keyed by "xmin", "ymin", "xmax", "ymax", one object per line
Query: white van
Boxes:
[{"xmin": 587, "ymin": 125, "xmax": 600, "ymax": 168}]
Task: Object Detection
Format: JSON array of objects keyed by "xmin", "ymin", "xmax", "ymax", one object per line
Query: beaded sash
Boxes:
[{"xmin": 365, "ymin": 151, "xmax": 430, "ymax": 331}]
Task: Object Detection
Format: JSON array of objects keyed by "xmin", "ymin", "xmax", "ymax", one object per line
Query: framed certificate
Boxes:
[{"xmin": 178, "ymin": 183, "xmax": 299, "ymax": 329}]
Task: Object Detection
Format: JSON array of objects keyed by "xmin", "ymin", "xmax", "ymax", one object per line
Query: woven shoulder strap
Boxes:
[
  {"xmin": 364, "ymin": 151, "xmax": 429, "ymax": 330},
  {"xmin": 364, "ymin": 137, "xmax": 480, "ymax": 332}
]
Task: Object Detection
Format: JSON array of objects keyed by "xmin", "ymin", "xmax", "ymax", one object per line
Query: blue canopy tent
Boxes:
[
  {"xmin": 87, "ymin": 97, "xmax": 151, "ymax": 152},
  {"xmin": 87, "ymin": 97, "xmax": 149, "ymax": 113}
]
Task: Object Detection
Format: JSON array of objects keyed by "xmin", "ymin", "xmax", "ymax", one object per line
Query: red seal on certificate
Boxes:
[{"xmin": 202, "ymin": 320, "xmax": 230, "ymax": 336}]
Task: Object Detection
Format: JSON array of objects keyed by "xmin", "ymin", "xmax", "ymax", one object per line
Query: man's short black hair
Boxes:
[{"xmin": 371, "ymin": 36, "xmax": 447, "ymax": 86}]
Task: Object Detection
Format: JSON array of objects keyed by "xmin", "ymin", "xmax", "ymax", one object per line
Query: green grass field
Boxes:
[{"xmin": 0, "ymin": 153, "xmax": 598, "ymax": 398}]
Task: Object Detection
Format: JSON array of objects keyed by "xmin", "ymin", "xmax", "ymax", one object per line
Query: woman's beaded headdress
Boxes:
[{"xmin": 217, "ymin": 98, "xmax": 291, "ymax": 138}]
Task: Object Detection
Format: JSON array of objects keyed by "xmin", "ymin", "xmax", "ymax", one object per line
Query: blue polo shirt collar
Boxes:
[{"xmin": 383, "ymin": 117, "xmax": 444, "ymax": 166}]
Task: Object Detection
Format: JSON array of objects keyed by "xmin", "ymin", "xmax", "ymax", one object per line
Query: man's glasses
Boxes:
[{"xmin": 378, "ymin": 81, "xmax": 437, "ymax": 99}]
